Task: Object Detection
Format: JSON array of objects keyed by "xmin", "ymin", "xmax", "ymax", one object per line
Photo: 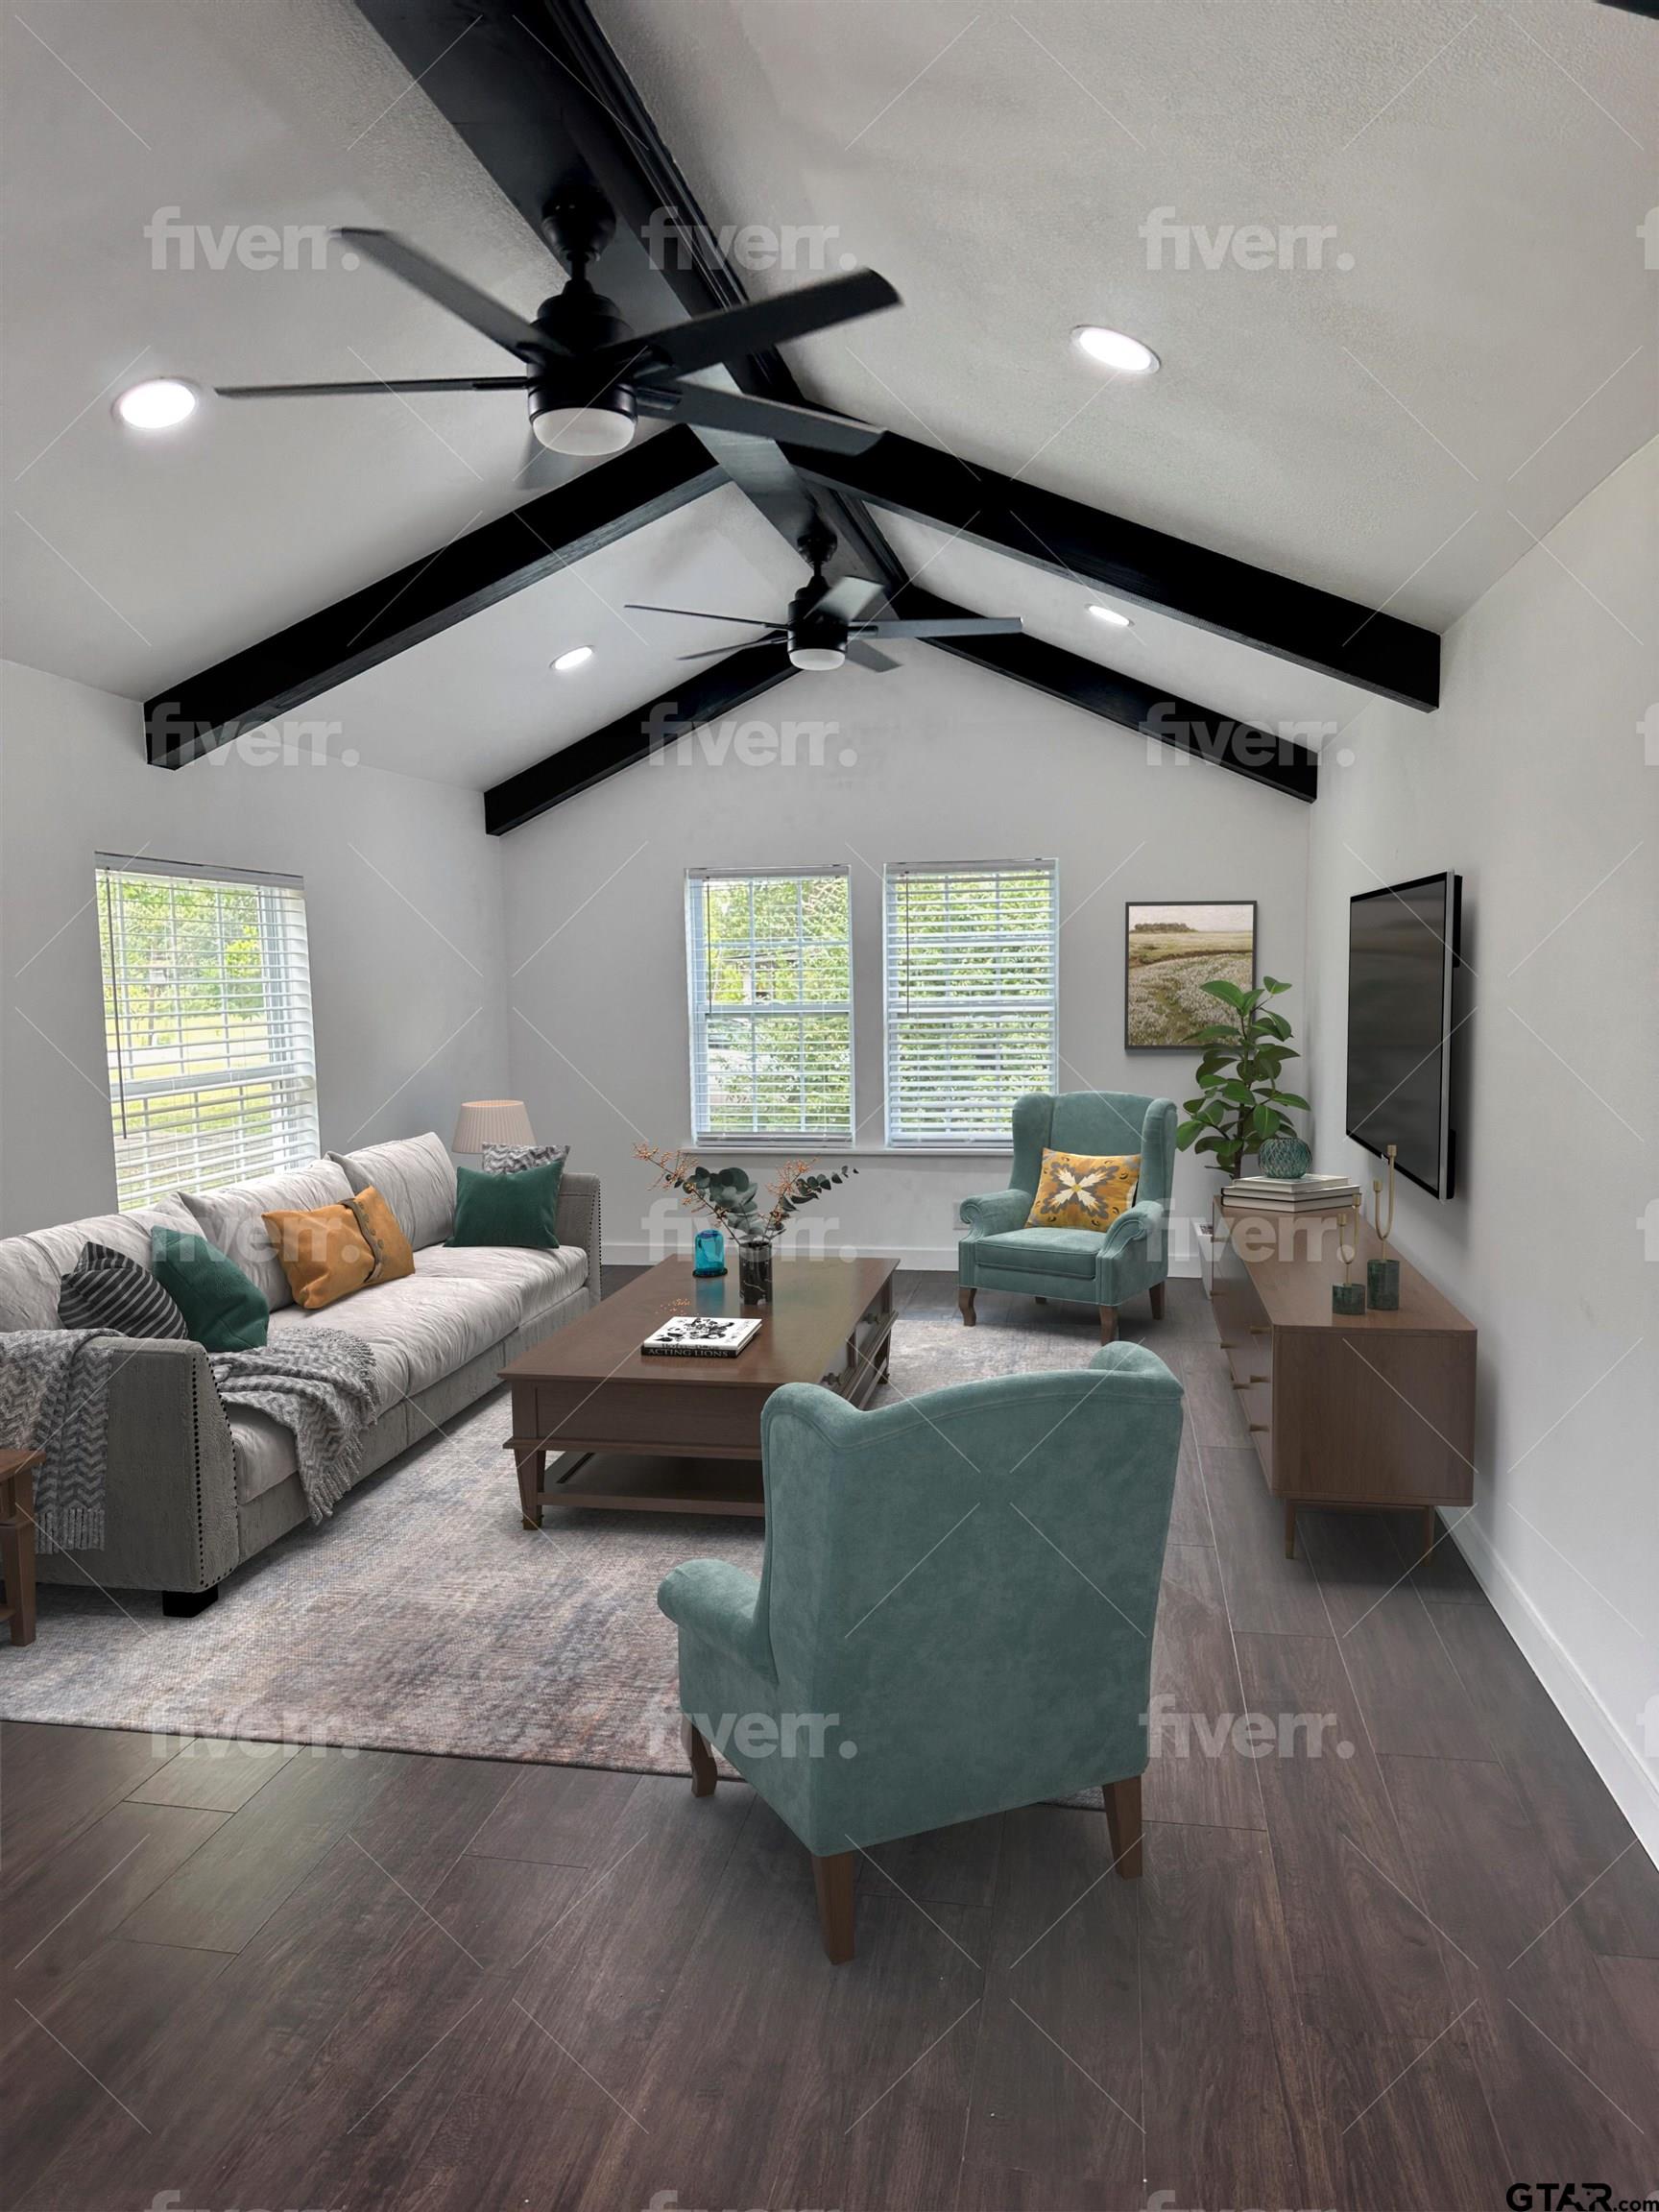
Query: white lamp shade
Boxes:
[{"xmin": 452, "ymin": 1099, "xmax": 535, "ymax": 1153}]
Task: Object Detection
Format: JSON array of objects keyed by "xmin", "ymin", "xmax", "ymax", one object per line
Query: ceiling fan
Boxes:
[
  {"xmin": 628, "ymin": 522, "xmax": 1024, "ymax": 674},
  {"xmin": 214, "ymin": 191, "xmax": 897, "ymax": 469}
]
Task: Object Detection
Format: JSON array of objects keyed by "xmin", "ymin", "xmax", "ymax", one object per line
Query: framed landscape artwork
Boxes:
[{"xmin": 1125, "ymin": 902, "xmax": 1258, "ymax": 1049}]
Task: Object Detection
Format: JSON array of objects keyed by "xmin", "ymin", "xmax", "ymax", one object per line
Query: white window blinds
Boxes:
[
  {"xmin": 685, "ymin": 869, "xmax": 854, "ymax": 1142},
  {"xmin": 884, "ymin": 859, "xmax": 1058, "ymax": 1144},
  {"xmin": 96, "ymin": 857, "xmax": 320, "ymax": 1210}
]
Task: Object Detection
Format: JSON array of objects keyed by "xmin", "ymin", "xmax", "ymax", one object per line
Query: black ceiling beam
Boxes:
[
  {"xmin": 146, "ymin": 426, "xmax": 722, "ymax": 768},
  {"xmin": 784, "ymin": 434, "xmax": 1441, "ymax": 710},
  {"xmin": 893, "ymin": 588, "xmax": 1317, "ymax": 803},
  {"xmin": 484, "ymin": 641, "xmax": 799, "ymax": 832}
]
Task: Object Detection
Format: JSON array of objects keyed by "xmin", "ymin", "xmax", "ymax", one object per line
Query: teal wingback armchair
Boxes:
[
  {"xmin": 958, "ymin": 1090, "xmax": 1176, "ymax": 1341},
  {"xmin": 658, "ymin": 1343, "xmax": 1184, "ymax": 1962}
]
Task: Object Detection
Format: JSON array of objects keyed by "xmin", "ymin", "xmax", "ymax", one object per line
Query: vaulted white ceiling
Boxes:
[
  {"xmin": 595, "ymin": 0, "xmax": 1658, "ymax": 626},
  {"xmin": 2, "ymin": 0, "xmax": 1653, "ymax": 798}
]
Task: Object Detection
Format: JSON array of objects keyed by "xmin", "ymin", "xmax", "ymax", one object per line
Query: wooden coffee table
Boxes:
[{"xmin": 502, "ymin": 1254, "xmax": 899, "ymax": 1521}]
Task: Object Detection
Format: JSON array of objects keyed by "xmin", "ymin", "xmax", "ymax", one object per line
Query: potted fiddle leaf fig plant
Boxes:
[{"xmin": 1175, "ymin": 975, "xmax": 1310, "ymax": 1233}]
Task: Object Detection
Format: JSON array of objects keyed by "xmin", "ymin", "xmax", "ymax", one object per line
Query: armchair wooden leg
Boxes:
[
  {"xmin": 1148, "ymin": 1281, "xmax": 1166, "ymax": 1320},
  {"xmin": 682, "ymin": 1718, "xmax": 717, "ymax": 1798},
  {"xmin": 958, "ymin": 1286, "xmax": 976, "ymax": 1328},
  {"xmin": 812, "ymin": 1850, "xmax": 855, "ymax": 1963},
  {"xmin": 1098, "ymin": 1305, "xmax": 1118, "ymax": 1344},
  {"xmin": 1102, "ymin": 1774, "xmax": 1142, "ymax": 1878}
]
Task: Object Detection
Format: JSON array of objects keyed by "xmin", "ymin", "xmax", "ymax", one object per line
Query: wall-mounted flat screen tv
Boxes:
[{"xmin": 1345, "ymin": 871, "xmax": 1461, "ymax": 1198}]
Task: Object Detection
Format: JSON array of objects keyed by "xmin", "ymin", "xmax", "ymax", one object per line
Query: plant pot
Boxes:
[
  {"xmin": 738, "ymin": 1239, "xmax": 774, "ymax": 1304},
  {"xmin": 691, "ymin": 1228, "xmax": 727, "ymax": 1278}
]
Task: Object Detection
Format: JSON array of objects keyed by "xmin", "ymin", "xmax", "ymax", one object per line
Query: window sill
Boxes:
[{"xmin": 685, "ymin": 1142, "xmax": 1013, "ymax": 1159}]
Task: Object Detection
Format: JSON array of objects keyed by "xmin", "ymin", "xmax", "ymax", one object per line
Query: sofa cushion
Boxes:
[
  {"xmin": 264, "ymin": 1267, "xmax": 513, "ymax": 1399},
  {"xmin": 0, "ymin": 1197, "xmax": 198, "ymax": 1333},
  {"xmin": 180, "ymin": 1162, "xmax": 354, "ymax": 1311},
  {"xmin": 330, "ymin": 1134, "xmax": 456, "ymax": 1251},
  {"xmin": 974, "ymin": 1227, "xmax": 1105, "ymax": 1280},
  {"xmin": 414, "ymin": 1240, "xmax": 587, "ymax": 1329}
]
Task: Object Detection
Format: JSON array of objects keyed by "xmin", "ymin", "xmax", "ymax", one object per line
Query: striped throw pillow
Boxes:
[{"xmin": 57, "ymin": 1241, "xmax": 187, "ymax": 1338}]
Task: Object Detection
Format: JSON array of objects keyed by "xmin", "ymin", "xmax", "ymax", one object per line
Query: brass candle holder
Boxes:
[
  {"xmin": 1332, "ymin": 1205, "xmax": 1365, "ymax": 1315},
  {"xmin": 1366, "ymin": 1142, "xmax": 1401, "ymax": 1310}
]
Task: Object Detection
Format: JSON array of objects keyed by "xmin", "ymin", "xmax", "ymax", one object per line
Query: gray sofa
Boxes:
[{"xmin": 0, "ymin": 1134, "xmax": 599, "ymax": 1612}]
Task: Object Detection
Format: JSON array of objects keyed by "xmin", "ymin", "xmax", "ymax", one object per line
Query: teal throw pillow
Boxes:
[
  {"xmin": 151, "ymin": 1226, "xmax": 269, "ymax": 1351},
  {"xmin": 448, "ymin": 1160, "xmax": 564, "ymax": 1250}
]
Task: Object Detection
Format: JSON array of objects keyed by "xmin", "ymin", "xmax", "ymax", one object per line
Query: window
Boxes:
[
  {"xmin": 884, "ymin": 860, "xmax": 1058, "ymax": 1144},
  {"xmin": 686, "ymin": 869, "xmax": 853, "ymax": 1142},
  {"xmin": 96, "ymin": 857, "xmax": 319, "ymax": 1210}
]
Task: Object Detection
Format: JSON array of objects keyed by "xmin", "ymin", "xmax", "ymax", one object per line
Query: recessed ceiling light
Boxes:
[
  {"xmin": 1071, "ymin": 326, "xmax": 1160, "ymax": 376},
  {"xmin": 1088, "ymin": 604, "xmax": 1133, "ymax": 630},
  {"xmin": 551, "ymin": 645, "xmax": 593, "ymax": 673},
  {"xmin": 112, "ymin": 378, "xmax": 200, "ymax": 430}
]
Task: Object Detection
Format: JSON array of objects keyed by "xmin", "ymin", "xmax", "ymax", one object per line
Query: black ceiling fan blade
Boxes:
[
  {"xmin": 675, "ymin": 637, "xmax": 783, "ymax": 661},
  {"xmin": 845, "ymin": 637, "xmax": 899, "ymax": 672},
  {"xmin": 624, "ymin": 603, "xmax": 775, "ymax": 625},
  {"xmin": 815, "ymin": 575, "xmax": 886, "ymax": 624},
  {"xmin": 216, "ymin": 375, "xmax": 534, "ymax": 398},
  {"xmin": 662, "ymin": 382, "xmax": 881, "ymax": 455},
  {"xmin": 625, "ymin": 267, "xmax": 900, "ymax": 380},
  {"xmin": 862, "ymin": 615, "xmax": 1025, "ymax": 639},
  {"xmin": 336, "ymin": 229, "xmax": 556, "ymax": 362}
]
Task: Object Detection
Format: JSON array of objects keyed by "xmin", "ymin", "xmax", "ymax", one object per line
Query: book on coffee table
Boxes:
[{"xmin": 640, "ymin": 1315, "xmax": 763, "ymax": 1359}]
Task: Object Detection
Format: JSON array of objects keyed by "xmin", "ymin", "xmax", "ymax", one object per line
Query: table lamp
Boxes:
[{"xmin": 452, "ymin": 1100, "xmax": 535, "ymax": 1159}]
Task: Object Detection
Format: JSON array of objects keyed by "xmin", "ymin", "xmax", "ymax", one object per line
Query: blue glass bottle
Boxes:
[{"xmin": 692, "ymin": 1227, "xmax": 727, "ymax": 1277}]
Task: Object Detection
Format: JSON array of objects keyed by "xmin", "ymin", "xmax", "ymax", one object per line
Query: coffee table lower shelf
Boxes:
[{"xmin": 524, "ymin": 1448, "xmax": 764, "ymax": 1518}]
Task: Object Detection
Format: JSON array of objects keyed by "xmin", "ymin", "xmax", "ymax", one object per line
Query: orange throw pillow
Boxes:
[
  {"xmin": 261, "ymin": 1202, "xmax": 377, "ymax": 1312},
  {"xmin": 347, "ymin": 1186, "xmax": 415, "ymax": 1284}
]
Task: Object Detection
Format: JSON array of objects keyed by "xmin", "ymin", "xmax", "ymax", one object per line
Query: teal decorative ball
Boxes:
[{"xmin": 1259, "ymin": 1135, "xmax": 1311, "ymax": 1180}]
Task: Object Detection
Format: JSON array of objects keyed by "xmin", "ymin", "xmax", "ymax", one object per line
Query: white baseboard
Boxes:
[
  {"xmin": 602, "ymin": 1239, "xmax": 1199, "ymax": 1277},
  {"xmin": 1450, "ymin": 1513, "xmax": 1659, "ymax": 1868}
]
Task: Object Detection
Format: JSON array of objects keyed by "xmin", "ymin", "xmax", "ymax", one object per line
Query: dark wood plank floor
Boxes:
[{"xmin": 4, "ymin": 1271, "xmax": 1656, "ymax": 2210}]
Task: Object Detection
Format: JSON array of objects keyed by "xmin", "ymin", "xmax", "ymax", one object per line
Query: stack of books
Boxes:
[{"xmin": 1222, "ymin": 1172, "xmax": 1360, "ymax": 1215}]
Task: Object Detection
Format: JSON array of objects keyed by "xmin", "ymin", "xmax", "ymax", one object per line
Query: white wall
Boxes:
[
  {"xmin": 1305, "ymin": 439, "xmax": 1659, "ymax": 1855},
  {"xmin": 501, "ymin": 648, "xmax": 1312, "ymax": 1267},
  {"xmin": 0, "ymin": 659, "xmax": 510, "ymax": 1234}
]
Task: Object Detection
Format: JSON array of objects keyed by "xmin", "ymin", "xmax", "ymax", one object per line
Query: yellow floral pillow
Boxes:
[{"xmin": 1026, "ymin": 1149, "xmax": 1140, "ymax": 1232}]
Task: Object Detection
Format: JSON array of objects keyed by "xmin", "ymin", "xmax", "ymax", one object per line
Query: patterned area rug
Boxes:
[{"xmin": 0, "ymin": 1307, "xmax": 1116, "ymax": 1769}]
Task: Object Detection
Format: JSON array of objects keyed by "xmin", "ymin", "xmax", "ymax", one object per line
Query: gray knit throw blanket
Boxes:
[
  {"xmin": 208, "ymin": 1331, "xmax": 378, "ymax": 1523},
  {"xmin": 0, "ymin": 1327, "xmax": 378, "ymax": 1549},
  {"xmin": 0, "ymin": 1330, "xmax": 124, "ymax": 1551}
]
